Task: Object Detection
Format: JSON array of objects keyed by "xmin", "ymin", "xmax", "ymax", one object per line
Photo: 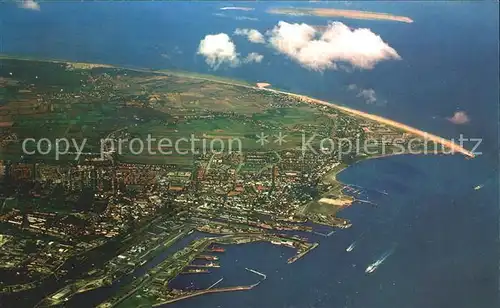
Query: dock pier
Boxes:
[
  {"xmin": 245, "ymin": 268, "xmax": 267, "ymax": 280},
  {"xmin": 207, "ymin": 278, "xmax": 224, "ymax": 290},
  {"xmin": 313, "ymin": 230, "xmax": 335, "ymax": 237},
  {"xmin": 356, "ymin": 199, "xmax": 378, "ymax": 207}
]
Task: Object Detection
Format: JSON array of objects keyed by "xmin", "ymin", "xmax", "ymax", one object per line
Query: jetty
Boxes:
[
  {"xmin": 207, "ymin": 278, "xmax": 224, "ymax": 290},
  {"xmin": 313, "ymin": 230, "xmax": 335, "ymax": 237},
  {"xmin": 245, "ymin": 268, "xmax": 267, "ymax": 280},
  {"xmin": 152, "ymin": 285, "xmax": 258, "ymax": 307},
  {"xmin": 356, "ymin": 199, "xmax": 378, "ymax": 207},
  {"xmin": 287, "ymin": 242, "xmax": 319, "ymax": 264}
]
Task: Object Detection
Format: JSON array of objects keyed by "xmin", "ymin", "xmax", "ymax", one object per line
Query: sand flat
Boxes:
[
  {"xmin": 268, "ymin": 8, "xmax": 413, "ymax": 23},
  {"xmin": 256, "ymin": 83, "xmax": 271, "ymax": 89}
]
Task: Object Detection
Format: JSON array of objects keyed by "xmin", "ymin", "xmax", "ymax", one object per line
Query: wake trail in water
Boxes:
[{"xmin": 379, "ymin": 245, "xmax": 396, "ymax": 263}]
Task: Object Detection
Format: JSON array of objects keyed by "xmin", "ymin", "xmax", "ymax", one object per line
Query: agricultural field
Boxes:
[{"xmin": 0, "ymin": 57, "xmax": 339, "ymax": 165}]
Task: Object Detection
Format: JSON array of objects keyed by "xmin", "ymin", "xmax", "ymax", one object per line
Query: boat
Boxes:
[
  {"xmin": 181, "ymin": 268, "xmax": 210, "ymax": 274},
  {"xmin": 206, "ymin": 262, "xmax": 220, "ymax": 268},
  {"xmin": 474, "ymin": 184, "xmax": 483, "ymax": 190},
  {"xmin": 188, "ymin": 261, "xmax": 220, "ymax": 268},
  {"xmin": 365, "ymin": 248, "xmax": 394, "ymax": 274},
  {"xmin": 365, "ymin": 259, "xmax": 384, "ymax": 274},
  {"xmin": 271, "ymin": 240, "xmax": 295, "ymax": 248},
  {"xmin": 346, "ymin": 242, "xmax": 356, "ymax": 252},
  {"xmin": 365, "ymin": 263, "xmax": 377, "ymax": 274},
  {"xmin": 207, "ymin": 246, "xmax": 225, "ymax": 253},
  {"xmin": 196, "ymin": 254, "xmax": 219, "ymax": 260}
]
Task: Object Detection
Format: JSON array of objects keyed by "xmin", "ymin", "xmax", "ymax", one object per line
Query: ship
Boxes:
[
  {"xmin": 206, "ymin": 261, "xmax": 220, "ymax": 268},
  {"xmin": 365, "ymin": 247, "xmax": 394, "ymax": 274},
  {"xmin": 181, "ymin": 268, "xmax": 210, "ymax": 274},
  {"xmin": 474, "ymin": 184, "xmax": 484, "ymax": 190},
  {"xmin": 196, "ymin": 254, "xmax": 219, "ymax": 261},
  {"xmin": 365, "ymin": 260, "xmax": 383, "ymax": 274},
  {"xmin": 346, "ymin": 242, "xmax": 356, "ymax": 252},
  {"xmin": 271, "ymin": 240, "xmax": 295, "ymax": 248},
  {"xmin": 291, "ymin": 235, "xmax": 309, "ymax": 241},
  {"xmin": 188, "ymin": 261, "xmax": 220, "ymax": 268},
  {"xmin": 207, "ymin": 246, "xmax": 225, "ymax": 253}
]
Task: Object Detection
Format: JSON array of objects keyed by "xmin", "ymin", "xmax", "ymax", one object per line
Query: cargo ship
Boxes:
[
  {"xmin": 181, "ymin": 268, "xmax": 210, "ymax": 274},
  {"xmin": 206, "ymin": 246, "xmax": 225, "ymax": 253},
  {"xmin": 271, "ymin": 240, "xmax": 295, "ymax": 248},
  {"xmin": 196, "ymin": 254, "xmax": 219, "ymax": 261},
  {"xmin": 188, "ymin": 262, "xmax": 220, "ymax": 268}
]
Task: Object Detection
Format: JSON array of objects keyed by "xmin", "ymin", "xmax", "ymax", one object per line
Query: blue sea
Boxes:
[{"xmin": 1, "ymin": 2, "xmax": 498, "ymax": 307}]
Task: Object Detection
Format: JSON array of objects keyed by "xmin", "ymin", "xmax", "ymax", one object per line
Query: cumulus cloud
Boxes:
[
  {"xmin": 347, "ymin": 84, "xmax": 385, "ymax": 105},
  {"xmin": 234, "ymin": 28, "xmax": 266, "ymax": 44},
  {"xmin": 197, "ymin": 34, "xmax": 263, "ymax": 69},
  {"xmin": 357, "ymin": 89, "xmax": 377, "ymax": 104},
  {"xmin": 347, "ymin": 84, "xmax": 358, "ymax": 91},
  {"xmin": 267, "ymin": 21, "xmax": 401, "ymax": 71},
  {"xmin": 197, "ymin": 33, "xmax": 240, "ymax": 69},
  {"xmin": 244, "ymin": 52, "xmax": 264, "ymax": 63},
  {"xmin": 447, "ymin": 111, "xmax": 470, "ymax": 124},
  {"xmin": 19, "ymin": 0, "xmax": 40, "ymax": 10}
]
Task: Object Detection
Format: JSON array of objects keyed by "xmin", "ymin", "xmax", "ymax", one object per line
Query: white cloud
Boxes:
[
  {"xmin": 235, "ymin": 16, "xmax": 259, "ymax": 21},
  {"xmin": 19, "ymin": 0, "xmax": 40, "ymax": 10},
  {"xmin": 267, "ymin": 21, "xmax": 401, "ymax": 71},
  {"xmin": 220, "ymin": 7, "xmax": 254, "ymax": 11},
  {"xmin": 197, "ymin": 34, "xmax": 262, "ymax": 69},
  {"xmin": 347, "ymin": 84, "xmax": 358, "ymax": 91},
  {"xmin": 213, "ymin": 13, "xmax": 258, "ymax": 21},
  {"xmin": 197, "ymin": 33, "xmax": 240, "ymax": 69},
  {"xmin": 244, "ymin": 52, "xmax": 264, "ymax": 63},
  {"xmin": 357, "ymin": 89, "xmax": 377, "ymax": 104},
  {"xmin": 234, "ymin": 28, "xmax": 266, "ymax": 44},
  {"xmin": 447, "ymin": 111, "xmax": 470, "ymax": 124},
  {"xmin": 347, "ymin": 84, "xmax": 385, "ymax": 105}
]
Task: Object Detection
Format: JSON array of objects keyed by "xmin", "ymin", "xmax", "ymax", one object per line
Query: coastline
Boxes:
[
  {"xmin": 262, "ymin": 88, "xmax": 475, "ymax": 158},
  {"xmin": 0, "ymin": 54, "xmax": 474, "ymax": 159},
  {"xmin": 333, "ymin": 152, "xmax": 444, "ymax": 185},
  {"xmin": 0, "ymin": 54, "xmax": 252, "ymax": 87},
  {"xmin": 309, "ymin": 152, "xmax": 457, "ymax": 220}
]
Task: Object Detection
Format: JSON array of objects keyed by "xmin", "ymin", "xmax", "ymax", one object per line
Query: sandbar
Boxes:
[
  {"xmin": 267, "ymin": 8, "xmax": 413, "ymax": 23},
  {"xmin": 256, "ymin": 82, "xmax": 271, "ymax": 89}
]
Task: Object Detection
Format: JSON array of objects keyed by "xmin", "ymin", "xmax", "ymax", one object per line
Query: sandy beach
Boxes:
[{"xmin": 264, "ymin": 88, "xmax": 475, "ymax": 158}]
